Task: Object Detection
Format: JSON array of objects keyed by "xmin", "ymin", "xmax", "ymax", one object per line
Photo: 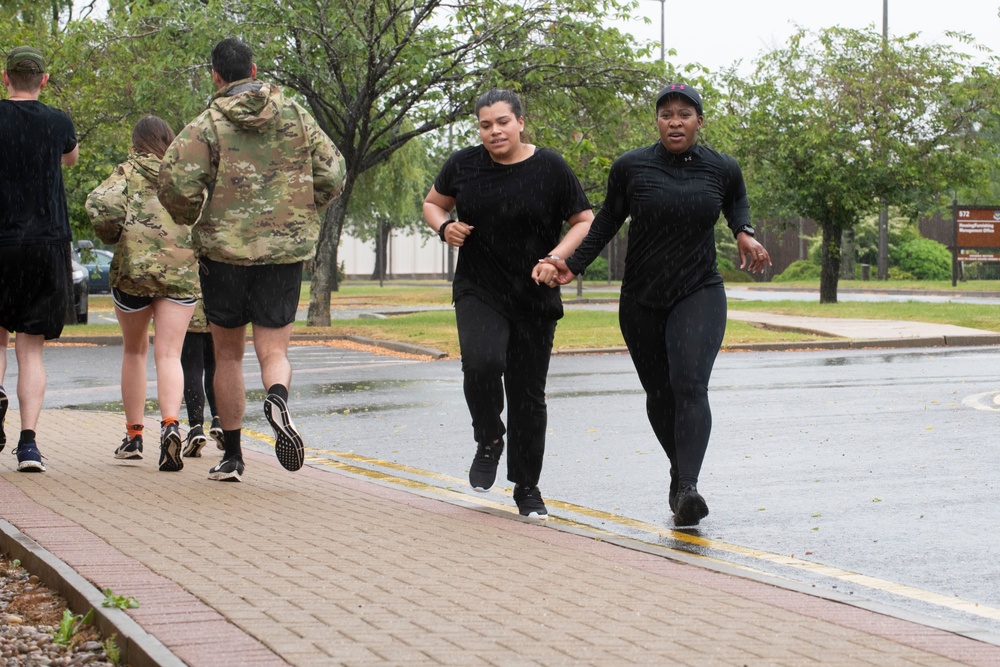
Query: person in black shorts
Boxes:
[
  {"xmin": 0, "ymin": 46, "xmax": 79, "ymax": 473},
  {"xmin": 158, "ymin": 39, "xmax": 345, "ymax": 482},
  {"xmin": 423, "ymin": 88, "xmax": 594, "ymax": 519},
  {"xmin": 87, "ymin": 116, "xmax": 199, "ymax": 472},
  {"xmin": 545, "ymin": 83, "xmax": 771, "ymax": 526}
]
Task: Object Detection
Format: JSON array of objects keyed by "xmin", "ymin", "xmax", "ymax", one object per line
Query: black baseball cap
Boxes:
[{"xmin": 655, "ymin": 83, "xmax": 702, "ymax": 115}]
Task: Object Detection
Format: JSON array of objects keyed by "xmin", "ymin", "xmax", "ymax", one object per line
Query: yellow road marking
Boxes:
[{"xmin": 248, "ymin": 436, "xmax": 1000, "ymax": 622}]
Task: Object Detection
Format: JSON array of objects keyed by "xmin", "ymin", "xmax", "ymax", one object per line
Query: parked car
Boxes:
[
  {"xmin": 69, "ymin": 250, "xmax": 89, "ymax": 325},
  {"xmin": 79, "ymin": 247, "xmax": 113, "ymax": 293}
]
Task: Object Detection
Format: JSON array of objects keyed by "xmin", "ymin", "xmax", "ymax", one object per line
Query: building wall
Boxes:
[{"xmin": 341, "ymin": 229, "xmax": 454, "ymax": 279}]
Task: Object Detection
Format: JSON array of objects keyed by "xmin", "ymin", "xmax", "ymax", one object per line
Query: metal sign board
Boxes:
[
  {"xmin": 957, "ymin": 252, "xmax": 1000, "ymax": 262},
  {"xmin": 955, "ymin": 206, "xmax": 1000, "ymax": 248}
]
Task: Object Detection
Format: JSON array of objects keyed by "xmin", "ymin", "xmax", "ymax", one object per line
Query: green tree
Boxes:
[
  {"xmin": 346, "ymin": 132, "xmax": 435, "ymax": 282},
  {"xmin": 206, "ymin": 0, "xmax": 653, "ymax": 325},
  {"xmin": 725, "ymin": 26, "xmax": 1000, "ymax": 302}
]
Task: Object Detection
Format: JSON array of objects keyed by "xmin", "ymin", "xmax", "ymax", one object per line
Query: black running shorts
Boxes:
[
  {"xmin": 0, "ymin": 243, "xmax": 71, "ymax": 340},
  {"xmin": 112, "ymin": 288, "xmax": 198, "ymax": 312},
  {"xmin": 198, "ymin": 258, "xmax": 303, "ymax": 329}
]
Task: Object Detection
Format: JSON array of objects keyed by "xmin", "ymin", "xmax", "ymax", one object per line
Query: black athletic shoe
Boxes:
[
  {"xmin": 673, "ymin": 484, "xmax": 709, "ymax": 527},
  {"xmin": 158, "ymin": 423, "xmax": 184, "ymax": 472},
  {"xmin": 513, "ymin": 484, "xmax": 548, "ymax": 519},
  {"xmin": 469, "ymin": 438, "xmax": 504, "ymax": 491},
  {"xmin": 668, "ymin": 466, "xmax": 679, "ymax": 513},
  {"xmin": 114, "ymin": 434, "xmax": 143, "ymax": 460},
  {"xmin": 209, "ymin": 416, "xmax": 224, "ymax": 451},
  {"xmin": 208, "ymin": 457, "xmax": 245, "ymax": 482},
  {"xmin": 14, "ymin": 441, "xmax": 45, "ymax": 473},
  {"xmin": 0, "ymin": 385, "xmax": 8, "ymax": 453},
  {"xmin": 182, "ymin": 424, "xmax": 207, "ymax": 458},
  {"xmin": 264, "ymin": 394, "xmax": 304, "ymax": 472}
]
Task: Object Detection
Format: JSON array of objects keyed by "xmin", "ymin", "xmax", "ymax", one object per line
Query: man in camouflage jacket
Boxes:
[{"xmin": 158, "ymin": 37, "xmax": 345, "ymax": 482}]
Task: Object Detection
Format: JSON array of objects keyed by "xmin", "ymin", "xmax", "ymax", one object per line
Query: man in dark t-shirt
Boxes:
[{"xmin": 0, "ymin": 46, "xmax": 79, "ymax": 472}]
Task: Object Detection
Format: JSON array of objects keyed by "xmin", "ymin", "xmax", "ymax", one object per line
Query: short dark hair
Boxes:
[
  {"xmin": 474, "ymin": 88, "xmax": 524, "ymax": 120},
  {"xmin": 7, "ymin": 70, "xmax": 44, "ymax": 93},
  {"xmin": 131, "ymin": 116, "xmax": 176, "ymax": 159},
  {"xmin": 211, "ymin": 38, "xmax": 253, "ymax": 84}
]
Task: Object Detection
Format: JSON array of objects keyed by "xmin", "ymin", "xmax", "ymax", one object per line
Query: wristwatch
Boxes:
[
  {"xmin": 546, "ymin": 254, "xmax": 561, "ymax": 261},
  {"xmin": 438, "ymin": 219, "xmax": 455, "ymax": 242},
  {"xmin": 735, "ymin": 225, "xmax": 755, "ymax": 238}
]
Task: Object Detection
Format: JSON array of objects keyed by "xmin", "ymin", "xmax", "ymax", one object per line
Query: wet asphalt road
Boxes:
[{"xmin": 23, "ymin": 341, "xmax": 1000, "ymax": 639}]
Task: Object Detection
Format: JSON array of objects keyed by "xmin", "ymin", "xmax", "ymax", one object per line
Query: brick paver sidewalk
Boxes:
[{"xmin": 1, "ymin": 409, "xmax": 998, "ymax": 666}]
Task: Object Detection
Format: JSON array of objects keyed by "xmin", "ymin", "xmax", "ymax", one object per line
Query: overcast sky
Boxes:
[{"xmin": 625, "ymin": 0, "xmax": 1000, "ymax": 71}]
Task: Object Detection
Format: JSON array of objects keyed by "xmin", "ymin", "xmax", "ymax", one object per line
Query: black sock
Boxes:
[
  {"xmin": 18, "ymin": 430, "xmax": 36, "ymax": 445},
  {"xmin": 267, "ymin": 384, "xmax": 289, "ymax": 402},
  {"xmin": 223, "ymin": 429, "xmax": 243, "ymax": 460}
]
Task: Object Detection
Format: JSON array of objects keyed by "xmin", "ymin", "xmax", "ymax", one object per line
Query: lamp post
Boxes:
[{"xmin": 877, "ymin": 0, "xmax": 889, "ymax": 280}]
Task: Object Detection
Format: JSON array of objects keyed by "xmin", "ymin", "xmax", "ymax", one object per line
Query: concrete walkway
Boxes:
[{"xmin": 2, "ymin": 407, "xmax": 1000, "ymax": 666}]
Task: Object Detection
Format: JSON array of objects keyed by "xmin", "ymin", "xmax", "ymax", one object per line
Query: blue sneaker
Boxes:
[
  {"xmin": 0, "ymin": 385, "xmax": 8, "ymax": 453},
  {"xmin": 14, "ymin": 441, "xmax": 45, "ymax": 473}
]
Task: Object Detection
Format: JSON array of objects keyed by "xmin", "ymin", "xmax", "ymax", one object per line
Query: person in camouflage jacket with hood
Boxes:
[
  {"xmin": 87, "ymin": 115, "xmax": 199, "ymax": 473},
  {"xmin": 158, "ymin": 38, "xmax": 345, "ymax": 483}
]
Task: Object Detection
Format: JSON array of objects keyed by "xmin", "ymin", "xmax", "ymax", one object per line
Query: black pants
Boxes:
[
  {"xmin": 455, "ymin": 295, "xmax": 556, "ymax": 488},
  {"xmin": 181, "ymin": 331, "xmax": 217, "ymax": 427},
  {"xmin": 619, "ymin": 285, "xmax": 727, "ymax": 487}
]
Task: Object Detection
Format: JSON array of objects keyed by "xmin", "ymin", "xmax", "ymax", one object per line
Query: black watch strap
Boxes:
[
  {"xmin": 736, "ymin": 225, "xmax": 755, "ymax": 238},
  {"xmin": 438, "ymin": 219, "xmax": 455, "ymax": 242}
]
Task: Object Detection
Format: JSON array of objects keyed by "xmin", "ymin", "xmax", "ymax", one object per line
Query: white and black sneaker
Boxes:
[
  {"xmin": 264, "ymin": 394, "xmax": 304, "ymax": 472},
  {"xmin": 209, "ymin": 416, "xmax": 224, "ymax": 451},
  {"xmin": 158, "ymin": 423, "xmax": 184, "ymax": 472},
  {"xmin": 114, "ymin": 434, "xmax": 143, "ymax": 460},
  {"xmin": 513, "ymin": 484, "xmax": 548, "ymax": 520},
  {"xmin": 182, "ymin": 424, "xmax": 207, "ymax": 458},
  {"xmin": 469, "ymin": 438, "xmax": 504, "ymax": 491},
  {"xmin": 208, "ymin": 457, "xmax": 245, "ymax": 482}
]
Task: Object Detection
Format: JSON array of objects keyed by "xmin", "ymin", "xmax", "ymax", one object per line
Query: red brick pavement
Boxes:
[{"xmin": 0, "ymin": 409, "xmax": 998, "ymax": 666}]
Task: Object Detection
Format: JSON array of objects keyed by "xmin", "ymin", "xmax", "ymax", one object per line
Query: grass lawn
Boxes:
[{"xmin": 59, "ymin": 279, "xmax": 999, "ymax": 357}]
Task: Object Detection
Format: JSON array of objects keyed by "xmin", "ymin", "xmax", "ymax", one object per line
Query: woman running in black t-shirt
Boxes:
[
  {"xmin": 546, "ymin": 83, "xmax": 771, "ymax": 526},
  {"xmin": 423, "ymin": 88, "xmax": 593, "ymax": 519}
]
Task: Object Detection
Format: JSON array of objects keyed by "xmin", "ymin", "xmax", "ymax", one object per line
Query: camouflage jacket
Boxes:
[
  {"xmin": 157, "ymin": 79, "xmax": 346, "ymax": 265},
  {"xmin": 86, "ymin": 153, "xmax": 200, "ymax": 299}
]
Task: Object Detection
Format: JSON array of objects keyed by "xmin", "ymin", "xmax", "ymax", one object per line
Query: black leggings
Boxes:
[
  {"xmin": 180, "ymin": 331, "xmax": 217, "ymax": 427},
  {"xmin": 454, "ymin": 295, "xmax": 556, "ymax": 487},
  {"xmin": 619, "ymin": 286, "xmax": 727, "ymax": 487}
]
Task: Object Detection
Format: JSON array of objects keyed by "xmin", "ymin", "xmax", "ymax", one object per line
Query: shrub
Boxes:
[
  {"xmin": 717, "ymin": 256, "xmax": 735, "ymax": 271},
  {"xmin": 892, "ymin": 238, "xmax": 951, "ymax": 280},
  {"xmin": 583, "ymin": 256, "xmax": 610, "ymax": 281},
  {"xmin": 773, "ymin": 259, "xmax": 822, "ymax": 282}
]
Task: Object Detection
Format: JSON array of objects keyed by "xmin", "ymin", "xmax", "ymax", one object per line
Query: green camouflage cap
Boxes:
[{"xmin": 6, "ymin": 46, "xmax": 45, "ymax": 73}]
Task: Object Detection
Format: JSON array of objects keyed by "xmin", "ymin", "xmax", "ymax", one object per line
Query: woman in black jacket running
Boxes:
[{"xmin": 546, "ymin": 83, "xmax": 770, "ymax": 526}]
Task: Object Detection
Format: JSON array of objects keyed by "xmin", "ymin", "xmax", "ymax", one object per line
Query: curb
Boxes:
[{"xmin": 0, "ymin": 519, "xmax": 185, "ymax": 667}]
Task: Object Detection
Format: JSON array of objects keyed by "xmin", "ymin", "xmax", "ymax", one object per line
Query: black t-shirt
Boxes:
[
  {"xmin": 567, "ymin": 142, "xmax": 750, "ymax": 310},
  {"xmin": 434, "ymin": 145, "xmax": 591, "ymax": 320},
  {"xmin": 0, "ymin": 100, "xmax": 77, "ymax": 246}
]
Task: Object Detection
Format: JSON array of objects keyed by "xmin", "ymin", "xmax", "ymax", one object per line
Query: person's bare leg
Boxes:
[
  {"xmin": 150, "ymin": 300, "xmax": 195, "ymax": 420},
  {"xmin": 252, "ymin": 323, "xmax": 294, "ymax": 392},
  {"xmin": 253, "ymin": 323, "xmax": 303, "ymax": 471},
  {"xmin": 115, "ymin": 306, "xmax": 153, "ymax": 426},
  {"xmin": 13, "ymin": 333, "xmax": 46, "ymax": 432},
  {"xmin": 0, "ymin": 327, "xmax": 9, "ymax": 387},
  {"xmin": 210, "ymin": 324, "xmax": 248, "ymax": 431}
]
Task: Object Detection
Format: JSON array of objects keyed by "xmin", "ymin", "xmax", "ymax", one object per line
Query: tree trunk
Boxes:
[
  {"xmin": 819, "ymin": 222, "xmax": 841, "ymax": 304},
  {"xmin": 370, "ymin": 218, "xmax": 391, "ymax": 282},
  {"xmin": 308, "ymin": 173, "xmax": 356, "ymax": 327}
]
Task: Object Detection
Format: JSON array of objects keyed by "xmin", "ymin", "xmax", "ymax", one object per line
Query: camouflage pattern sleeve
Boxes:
[
  {"xmin": 158, "ymin": 115, "xmax": 217, "ymax": 227},
  {"xmin": 86, "ymin": 163, "xmax": 128, "ymax": 244},
  {"xmin": 300, "ymin": 105, "xmax": 345, "ymax": 212}
]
